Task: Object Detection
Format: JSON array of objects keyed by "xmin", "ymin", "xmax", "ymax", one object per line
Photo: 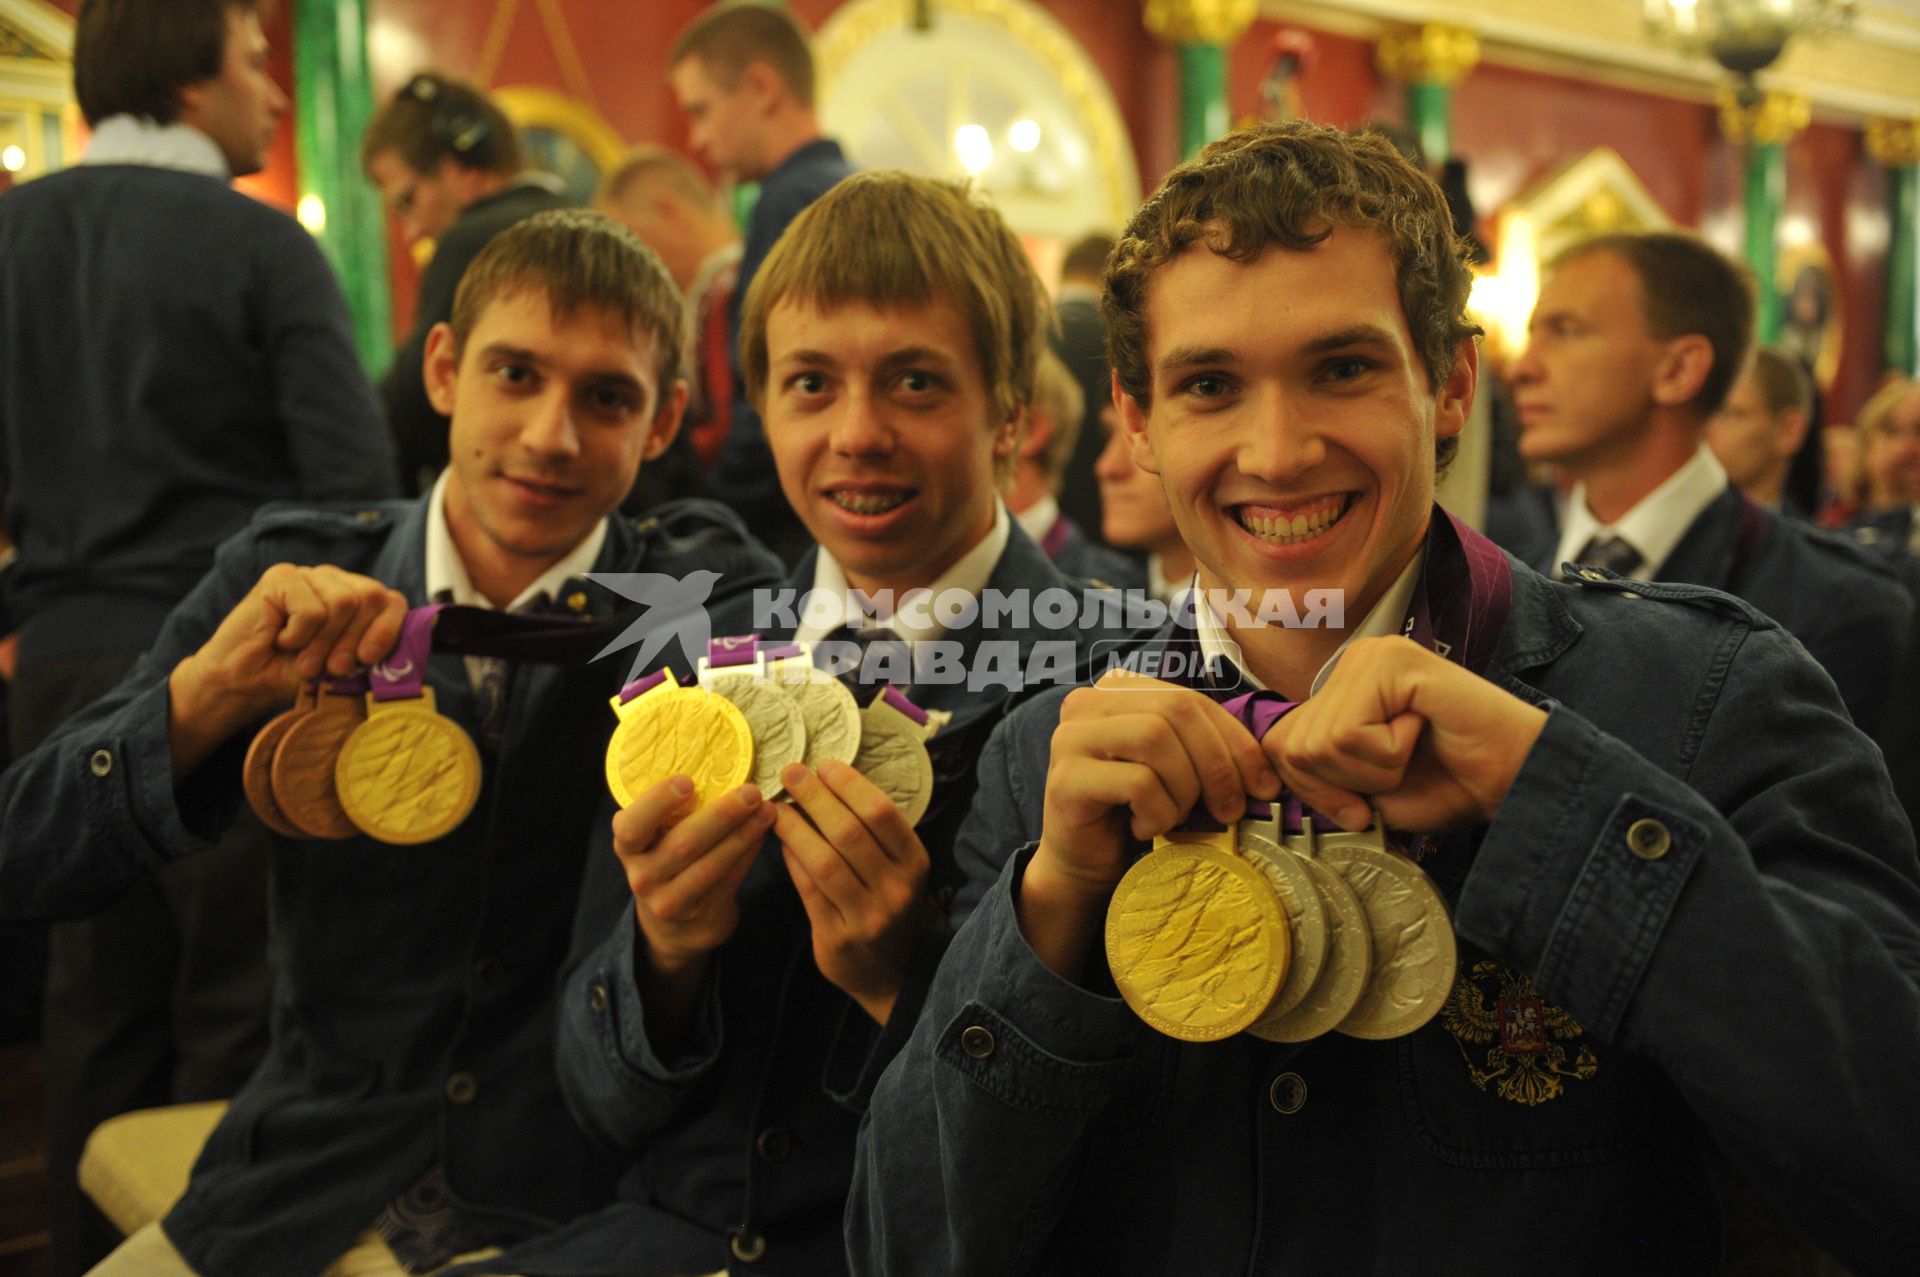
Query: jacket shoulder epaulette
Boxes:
[
  {"xmin": 1558, "ymin": 564, "xmax": 1773, "ymax": 629},
  {"xmin": 248, "ymin": 499, "xmax": 410, "ymax": 537}
]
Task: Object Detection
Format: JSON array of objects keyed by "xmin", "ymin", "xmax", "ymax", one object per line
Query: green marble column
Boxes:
[
  {"xmin": 293, "ymin": 0, "xmax": 392, "ymax": 376},
  {"xmin": 1144, "ymin": 0, "xmax": 1254, "ymax": 160},
  {"xmin": 1719, "ymin": 89, "xmax": 1808, "ymax": 347},
  {"xmin": 1374, "ymin": 25, "xmax": 1479, "ymax": 166},
  {"xmin": 1870, "ymin": 119, "xmax": 1920, "ymax": 376},
  {"xmin": 1745, "ymin": 141, "xmax": 1787, "ymax": 341},
  {"xmin": 1177, "ymin": 42, "xmax": 1229, "ymax": 159}
]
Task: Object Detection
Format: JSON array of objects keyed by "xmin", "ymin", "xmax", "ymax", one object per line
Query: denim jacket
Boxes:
[
  {"xmin": 505, "ymin": 525, "xmax": 1150, "ymax": 1277},
  {"xmin": 0, "ymin": 496, "xmax": 782, "ymax": 1277},
  {"xmin": 850, "ymin": 552, "xmax": 1920, "ymax": 1277}
]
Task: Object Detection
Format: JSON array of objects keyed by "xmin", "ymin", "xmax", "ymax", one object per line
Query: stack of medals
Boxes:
[
  {"xmin": 603, "ymin": 637, "xmax": 938, "ymax": 822},
  {"xmin": 243, "ymin": 606, "xmax": 484, "ymax": 845},
  {"xmin": 1104, "ymin": 702, "xmax": 1458, "ymax": 1044}
]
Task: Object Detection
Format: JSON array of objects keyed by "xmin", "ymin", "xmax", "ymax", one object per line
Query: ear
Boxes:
[
  {"xmin": 993, "ymin": 405, "xmax": 1026, "ymax": 463},
  {"xmin": 423, "ymin": 323, "xmax": 461, "ymax": 416},
  {"xmin": 1019, "ymin": 408, "xmax": 1054, "ymax": 462},
  {"xmin": 1777, "ymin": 406, "xmax": 1812, "ymax": 459},
  {"xmin": 1651, "ymin": 334, "xmax": 1714, "ymax": 409},
  {"xmin": 1114, "ymin": 370, "xmax": 1159, "ymax": 475},
  {"xmin": 1434, "ymin": 338, "xmax": 1478, "ymax": 442},
  {"xmin": 741, "ymin": 61, "xmax": 784, "ymax": 112},
  {"xmin": 643, "ymin": 380, "xmax": 690, "ymax": 461}
]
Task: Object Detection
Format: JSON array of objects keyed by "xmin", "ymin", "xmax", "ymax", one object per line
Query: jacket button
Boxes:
[
  {"xmin": 588, "ymin": 983, "xmax": 608, "ymax": 1013},
  {"xmin": 444, "ymin": 1072, "xmax": 478, "ymax": 1105},
  {"xmin": 730, "ymin": 1230, "xmax": 766, "ymax": 1262},
  {"xmin": 472, "ymin": 957, "xmax": 504, "ymax": 988},
  {"xmin": 565, "ymin": 591, "xmax": 589, "ymax": 612},
  {"xmin": 355, "ymin": 509, "xmax": 382, "ymax": 523},
  {"xmin": 89, "ymin": 749, "xmax": 113, "ymax": 777},
  {"xmin": 959, "ymin": 1025, "xmax": 995, "ymax": 1059},
  {"xmin": 1626, "ymin": 818, "xmax": 1672, "ymax": 860},
  {"xmin": 1269, "ymin": 1071, "xmax": 1307, "ymax": 1115},
  {"xmin": 755, "ymin": 1126, "xmax": 792, "ymax": 1162}
]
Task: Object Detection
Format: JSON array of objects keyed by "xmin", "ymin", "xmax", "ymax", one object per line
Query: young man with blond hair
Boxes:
[
  {"xmin": 669, "ymin": 0, "xmax": 853, "ymax": 563},
  {"xmin": 476, "ymin": 172, "xmax": 1138, "ymax": 1277},
  {"xmin": 850, "ymin": 123, "xmax": 1920, "ymax": 1276},
  {"xmin": 0, "ymin": 210, "xmax": 778, "ymax": 1277}
]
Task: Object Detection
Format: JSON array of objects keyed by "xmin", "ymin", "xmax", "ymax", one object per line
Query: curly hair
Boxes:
[{"xmin": 1102, "ymin": 122, "xmax": 1480, "ymax": 469}]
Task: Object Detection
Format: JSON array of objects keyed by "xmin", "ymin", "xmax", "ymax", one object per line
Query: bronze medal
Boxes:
[
  {"xmin": 270, "ymin": 684, "xmax": 365, "ymax": 839},
  {"xmin": 1106, "ymin": 828, "xmax": 1290, "ymax": 1042},
  {"xmin": 1320, "ymin": 818, "xmax": 1457, "ymax": 1040},
  {"xmin": 242, "ymin": 685, "xmax": 313, "ymax": 838}
]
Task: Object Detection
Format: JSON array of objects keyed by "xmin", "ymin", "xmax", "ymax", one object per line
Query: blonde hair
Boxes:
[{"xmin": 1032, "ymin": 349, "xmax": 1085, "ymax": 488}]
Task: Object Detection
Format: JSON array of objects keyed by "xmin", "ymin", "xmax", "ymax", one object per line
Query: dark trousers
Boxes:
[{"xmin": 10, "ymin": 650, "xmax": 271, "ymax": 1277}]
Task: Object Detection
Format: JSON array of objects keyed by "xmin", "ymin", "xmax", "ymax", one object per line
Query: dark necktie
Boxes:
[{"xmin": 1574, "ymin": 535, "xmax": 1643, "ymax": 578}]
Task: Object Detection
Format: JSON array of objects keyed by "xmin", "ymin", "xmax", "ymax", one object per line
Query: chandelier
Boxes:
[{"xmin": 1644, "ymin": 0, "xmax": 1856, "ymax": 98}]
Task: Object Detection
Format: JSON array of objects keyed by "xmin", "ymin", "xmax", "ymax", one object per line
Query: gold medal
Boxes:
[
  {"xmin": 1105, "ymin": 829, "xmax": 1290, "ymax": 1042},
  {"xmin": 335, "ymin": 686, "xmax": 483, "ymax": 845},
  {"xmin": 1319, "ymin": 818, "xmax": 1457, "ymax": 1040},
  {"xmin": 765, "ymin": 646, "xmax": 861, "ymax": 770},
  {"xmin": 1236, "ymin": 815, "xmax": 1331, "ymax": 1027},
  {"xmin": 270, "ymin": 684, "xmax": 366, "ymax": 840},
  {"xmin": 604, "ymin": 672, "xmax": 754, "ymax": 809},
  {"xmin": 852, "ymin": 687, "xmax": 935, "ymax": 826},
  {"xmin": 243, "ymin": 685, "xmax": 312, "ymax": 838}
]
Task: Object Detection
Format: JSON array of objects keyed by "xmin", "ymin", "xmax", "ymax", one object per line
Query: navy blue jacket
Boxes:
[
  {"xmin": 1492, "ymin": 483, "xmax": 1912, "ymax": 736},
  {"xmin": 0, "ymin": 163, "xmax": 397, "ymax": 657},
  {"xmin": 1045, "ymin": 514, "xmax": 1147, "ymax": 592},
  {"xmin": 505, "ymin": 524, "xmax": 1148, "ymax": 1276},
  {"xmin": 0, "ymin": 496, "xmax": 781, "ymax": 1277},
  {"xmin": 850, "ymin": 547, "xmax": 1920, "ymax": 1277}
]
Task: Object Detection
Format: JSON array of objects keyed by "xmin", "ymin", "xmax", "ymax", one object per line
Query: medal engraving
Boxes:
[
  {"xmin": 335, "ymin": 688, "xmax": 482, "ymax": 845},
  {"xmin": 1236, "ymin": 822, "xmax": 1331, "ymax": 1027},
  {"xmin": 852, "ymin": 691, "xmax": 934, "ymax": 826},
  {"xmin": 1320, "ymin": 822, "xmax": 1457, "ymax": 1040},
  {"xmin": 707, "ymin": 676, "xmax": 807, "ymax": 798},
  {"xmin": 605, "ymin": 682, "xmax": 754, "ymax": 809},
  {"xmin": 1106, "ymin": 831, "xmax": 1289, "ymax": 1042},
  {"xmin": 1248, "ymin": 850, "xmax": 1371, "ymax": 1042}
]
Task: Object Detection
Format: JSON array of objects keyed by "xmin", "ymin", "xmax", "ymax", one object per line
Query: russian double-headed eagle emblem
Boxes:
[{"xmin": 1440, "ymin": 961, "xmax": 1598, "ymax": 1106}]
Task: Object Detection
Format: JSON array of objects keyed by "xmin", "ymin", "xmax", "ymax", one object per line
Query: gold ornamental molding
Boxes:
[
  {"xmin": 1718, "ymin": 88, "xmax": 1811, "ymax": 145},
  {"xmin": 1143, "ymin": 0, "xmax": 1258, "ymax": 46},
  {"xmin": 1374, "ymin": 23, "xmax": 1481, "ymax": 86},
  {"xmin": 1257, "ymin": 0, "xmax": 1920, "ymax": 124},
  {"xmin": 1866, "ymin": 117, "xmax": 1920, "ymax": 167}
]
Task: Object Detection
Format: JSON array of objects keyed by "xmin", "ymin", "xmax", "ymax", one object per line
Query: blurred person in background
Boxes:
[
  {"xmin": 362, "ymin": 72, "xmax": 570, "ymax": 495},
  {"xmin": 0, "ymin": 1, "xmax": 396, "ymax": 1270},
  {"xmin": 1007, "ymin": 350, "xmax": 1145, "ymax": 589},
  {"xmin": 1707, "ymin": 347, "xmax": 1814, "ymax": 516}
]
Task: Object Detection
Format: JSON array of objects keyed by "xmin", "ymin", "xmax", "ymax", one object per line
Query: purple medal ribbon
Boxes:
[
  {"xmin": 617, "ymin": 668, "xmax": 678, "ymax": 705},
  {"xmin": 368, "ymin": 605, "xmax": 443, "ymax": 702},
  {"xmin": 1039, "ymin": 516, "xmax": 1073, "ymax": 560},
  {"xmin": 1405, "ymin": 508, "xmax": 1515, "ymax": 676},
  {"xmin": 878, "ymin": 684, "xmax": 928, "ymax": 725},
  {"xmin": 708, "ymin": 635, "xmax": 759, "ymax": 668}
]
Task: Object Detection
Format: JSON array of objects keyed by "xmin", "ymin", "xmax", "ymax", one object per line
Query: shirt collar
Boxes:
[
  {"xmin": 423, "ymin": 470, "xmax": 608, "ymax": 612},
  {"xmin": 82, "ymin": 116, "xmax": 229, "ymax": 180},
  {"xmin": 1013, "ymin": 495, "xmax": 1059, "ymax": 547},
  {"xmin": 794, "ymin": 502, "xmax": 1012, "ymax": 644},
  {"xmin": 1147, "ymin": 554, "xmax": 1187, "ymax": 607},
  {"xmin": 1196, "ymin": 547, "xmax": 1425, "ymax": 698},
  {"xmin": 1555, "ymin": 443, "xmax": 1728, "ymax": 580}
]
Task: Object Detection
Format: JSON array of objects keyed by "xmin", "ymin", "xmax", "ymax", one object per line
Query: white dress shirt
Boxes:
[
  {"xmin": 794, "ymin": 503, "xmax": 1011, "ymax": 645},
  {"xmin": 1197, "ymin": 549, "xmax": 1425, "ymax": 698},
  {"xmin": 1553, "ymin": 445, "xmax": 1728, "ymax": 581}
]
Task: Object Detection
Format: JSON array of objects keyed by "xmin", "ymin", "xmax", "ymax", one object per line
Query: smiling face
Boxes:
[
  {"xmin": 762, "ymin": 295, "xmax": 1015, "ymax": 597},
  {"xmin": 425, "ymin": 290, "xmax": 683, "ymax": 602},
  {"xmin": 175, "ymin": 6, "xmax": 285, "ymax": 178},
  {"xmin": 1118, "ymin": 227, "xmax": 1472, "ymax": 632}
]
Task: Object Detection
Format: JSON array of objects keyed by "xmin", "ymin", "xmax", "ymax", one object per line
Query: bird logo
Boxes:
[{"xmin": 584, "ymin": 571, "xmax": 723, "ymax": 681}]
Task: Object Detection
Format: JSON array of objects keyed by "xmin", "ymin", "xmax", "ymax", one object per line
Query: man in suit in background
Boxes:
[
  {"xmin": 1499, "ymin": 231, "xmax": 1910, "ymax": 733},
  {"xmin": 0, "ymin": 2, "xmax": 397, "ymax": 1270},
  {"xmin": 1007, "ymin": 350, "xmax": 1146, "ymax": 589},
  {"xmin": 1050, "ymin": 232, "xmax": 1118, "ymax": 547}
]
